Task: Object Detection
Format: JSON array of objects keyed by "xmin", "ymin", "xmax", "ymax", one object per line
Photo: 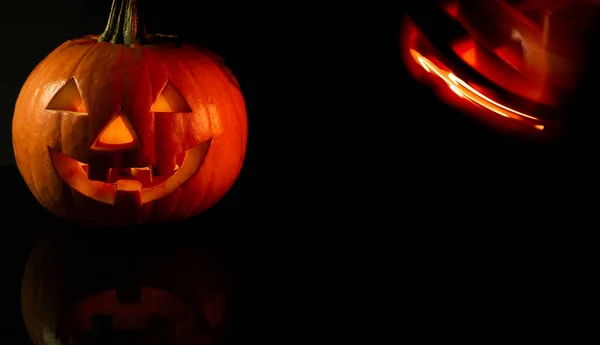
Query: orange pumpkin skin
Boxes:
[{"xmin": 12, "ymin": 35, "xmax": 247, "ymax": 225}]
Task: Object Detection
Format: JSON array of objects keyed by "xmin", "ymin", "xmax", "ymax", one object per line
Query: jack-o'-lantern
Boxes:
[
  {"xmin": 12, "ymin": 0, "xmax": 247, "ymax": 225},
  {"xmin": 21, "ymin": 226, "xmax": 235, "ymax": 345}
]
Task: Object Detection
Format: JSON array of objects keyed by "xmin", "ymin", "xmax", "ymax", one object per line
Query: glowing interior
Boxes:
[
  {"xmin": 50, "ymin": 140, "xmax": 211, "ymax": 205},
  {"xmin": 409, "ymin": 49, "xmax": 544, "ymax": 131},
  {"xmin": 151, "ymin": 80, "xmax": 192, "ymax": 113},
  {"xmin": 46, "ymin": 78, "xmax": 87, "ymax": 114},
  {"xmin": 91, "ymin": 115, "xmax": 139, "ymax": 150},
  {"xmin": 46, "ymin": 77, "xmax": 211, "ymax": 205}
]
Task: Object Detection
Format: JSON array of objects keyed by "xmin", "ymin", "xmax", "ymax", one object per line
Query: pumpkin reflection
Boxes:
[{"xmin": 21, "ymin": 226, "xmax": 234, "ymax": 345}]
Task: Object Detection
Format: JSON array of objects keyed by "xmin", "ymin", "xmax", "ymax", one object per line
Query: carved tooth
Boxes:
[
  {"xmin": 115, "ymin": 180, "xmax": 142, "ymax": 195},
  {"xmin": 131, "ymin": 167, "xmax": 152, "ymax": 184},
  {"xmin": 111, "ymin": 180, "xmax": 143, "ymax": 224},
  {"xmin": 114, "ymin": 180, "xmax": 142, "ymax": 207}
]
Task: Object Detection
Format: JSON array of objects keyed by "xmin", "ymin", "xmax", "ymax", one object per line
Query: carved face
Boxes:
[
  {"xmin": 13, "ymin": 37, "xmax": 247, "ymax": 225},
  {"xmin": 47, "ymin": 77, "xmax": 213, "ymax": 207}
]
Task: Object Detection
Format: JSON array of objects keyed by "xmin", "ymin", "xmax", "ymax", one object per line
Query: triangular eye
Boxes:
[
  {"xmin": 46, "ymin": 78, "xmax": 87, "ymax": 114},
  {"xmin": 151, "ymin": 80, "xmax": 191, "ymax": 113}
]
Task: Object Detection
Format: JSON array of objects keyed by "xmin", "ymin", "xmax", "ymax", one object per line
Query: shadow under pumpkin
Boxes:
[{"xmin": 21, "ymin": 227, "xmax": 235, "ymax": 345}]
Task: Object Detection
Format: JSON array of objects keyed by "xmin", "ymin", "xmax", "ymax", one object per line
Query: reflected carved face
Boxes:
[{"xmin": 56, "ymin": 287, "xmax": 215, "ymax": 344}]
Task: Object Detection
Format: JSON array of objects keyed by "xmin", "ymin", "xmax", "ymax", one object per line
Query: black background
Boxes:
[{"xmin": 1, "ymin": 0, "xmax": 596, "ymax": 343}]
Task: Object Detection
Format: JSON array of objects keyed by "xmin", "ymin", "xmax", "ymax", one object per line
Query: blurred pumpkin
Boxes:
[
  {"xmin": 12, "ymin": 0, "xmax": 247, "ymax": 225},
  {"xmin": 21, "ymin": 226, "xmax": 234, "ymax": 345},
  {"xmin": 456, "ymin": 0, "xmax": 600, "ymax": 88}
]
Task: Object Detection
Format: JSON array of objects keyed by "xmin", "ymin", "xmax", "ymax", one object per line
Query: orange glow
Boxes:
[
  {"xmin": 92, "ymin": 115, "xmax": 139, "ymax": 150},
  {"xmin": 151, "ymin": 80, "xmax": 191, "ymax": 113},
  {"xmin": 46, "ymin": 79, "xmax": 87, "ymax": 114},
  {"xmin": 99, "ymin": 116, "xmax": 136, "ymax": 144},
  {"xmin": 49, "ymin": 141, "xmax": 210, "ymax": 205},
  {"xmin": 409, "ymin": 49, "xmax": 544, "ymax": 131}
]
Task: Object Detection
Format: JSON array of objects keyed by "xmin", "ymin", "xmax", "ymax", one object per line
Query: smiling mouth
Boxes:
[
  {"xmin": 57, "ymin": 287, "xmax": 204, "ymax": 342},
  {"xmin": 49, "ymin": 141, "xmax": 211, "ymax": 205}
]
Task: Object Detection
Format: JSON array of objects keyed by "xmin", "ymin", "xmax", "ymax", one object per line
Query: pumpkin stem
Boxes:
[{"xmin": 98, "ymin": 0, "xmax": 147, "ymax": 46}]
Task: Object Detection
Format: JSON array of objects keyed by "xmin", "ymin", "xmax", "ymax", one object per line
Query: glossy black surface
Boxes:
[{"xmin": 1, "ymin": 1, "xmax": 595, "ymax": 343}]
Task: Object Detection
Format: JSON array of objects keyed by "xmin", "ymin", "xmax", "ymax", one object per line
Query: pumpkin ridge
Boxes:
[
  {"xmin": 67, "ymin": 43, "xmax": 102, "ymax": 89},
  {"xmin": 170, "ymin": 58, "xmax": 210, "ymax": 217},
  {"xmin": 37, "ymin": 44, "xmax": 102, "ymax": 208},
  {"xmin": 188, "ymin": 48, "xmax": 247, "ymax": 199}
]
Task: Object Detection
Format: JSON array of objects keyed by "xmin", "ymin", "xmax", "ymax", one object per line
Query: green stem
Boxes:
[{"xmin": 98, "ymin": 0, "xmax": 147, "ymax": 46}]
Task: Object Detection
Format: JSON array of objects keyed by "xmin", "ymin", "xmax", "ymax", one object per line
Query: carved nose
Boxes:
[{"xmin": 92, "ymin": 114, "xmax": 139, "ymax": 150}]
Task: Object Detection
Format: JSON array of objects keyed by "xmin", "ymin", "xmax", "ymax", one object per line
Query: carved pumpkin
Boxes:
[
  {"xmin": 21, "ymin": 227, "xmax": 234, "ymax": 345},
  {"xmin": 12, "ymin": 0, "xmax": 247, "ymax": 225}
]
